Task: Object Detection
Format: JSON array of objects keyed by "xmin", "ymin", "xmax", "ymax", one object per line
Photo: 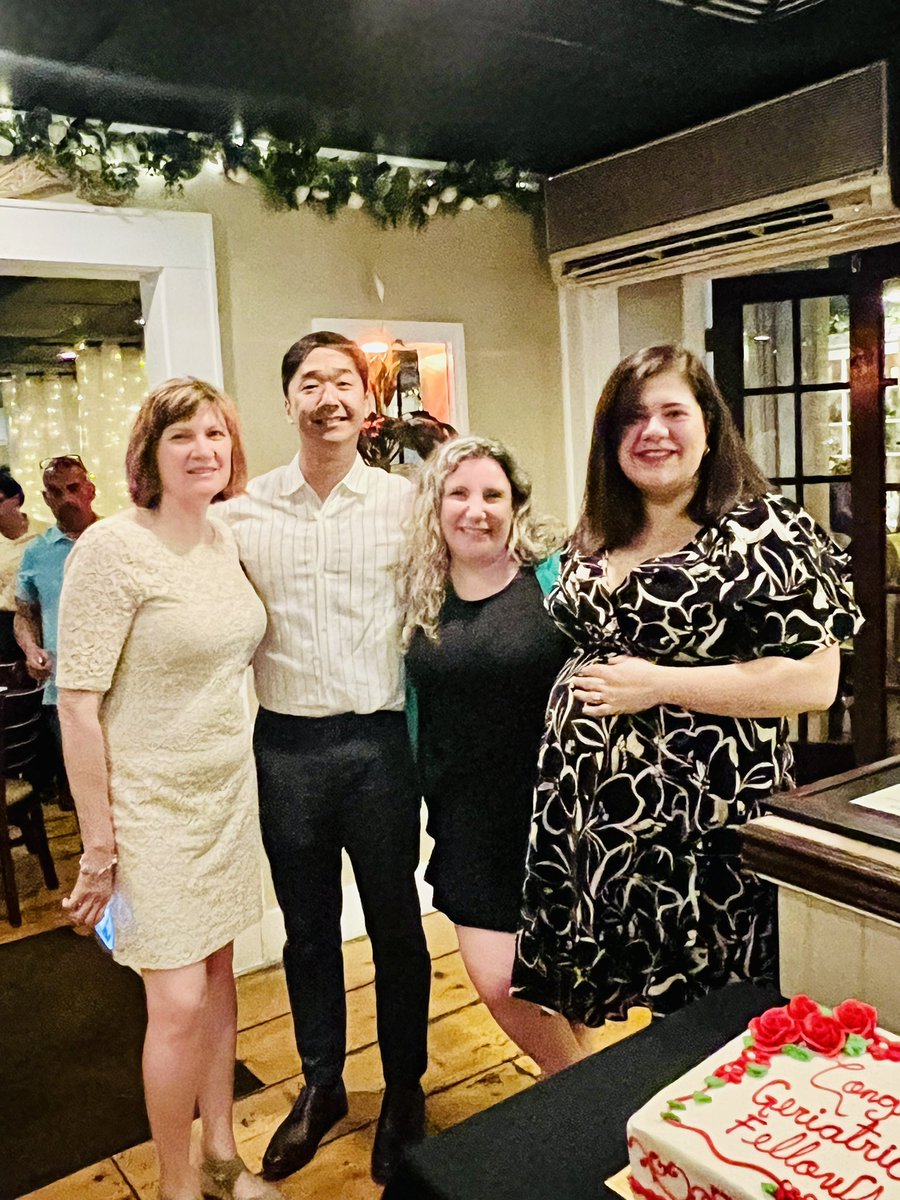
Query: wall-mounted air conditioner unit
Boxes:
[{"xmin": 546, "ymin": 63, "xmax": 898, "ymax": 287}]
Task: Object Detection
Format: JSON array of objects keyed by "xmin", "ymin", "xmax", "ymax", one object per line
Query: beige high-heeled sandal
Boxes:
[{"xmin": 200, "ymin": 1154, "xmax": 282, "ymax": 1200}]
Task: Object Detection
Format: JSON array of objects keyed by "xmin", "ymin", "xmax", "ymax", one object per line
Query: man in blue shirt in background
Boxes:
[{"xmin": 15, "ymin": 454, "xmax": 98, "ymax": 796}]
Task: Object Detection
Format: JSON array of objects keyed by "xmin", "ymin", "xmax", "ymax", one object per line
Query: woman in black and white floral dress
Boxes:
[{"xmin": 512, "ymin": 345, "xmax": 861, "ymax": 1028}]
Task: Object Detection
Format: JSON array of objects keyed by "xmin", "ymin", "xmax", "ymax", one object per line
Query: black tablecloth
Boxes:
[{"xmin": 385, "ymin": 981, "xmax": 784, "ymax": 1200}]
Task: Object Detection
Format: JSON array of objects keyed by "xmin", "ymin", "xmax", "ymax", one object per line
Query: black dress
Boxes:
[
  {"xmin": 406, "ymin": 568, "xmax": 570, "ymax": 932},
  {"xmin": 512, "ymin": 494, "xmax": 861, "ymax": 1025}
]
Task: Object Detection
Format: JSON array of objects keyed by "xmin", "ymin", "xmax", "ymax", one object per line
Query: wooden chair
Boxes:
[
  {"xmin": 0, "ymin": 659, "xmax": 34, "ymax": 692},
  {"xmin": 0, "ymin": 681, "xmax": 59, "ymax": 926}
]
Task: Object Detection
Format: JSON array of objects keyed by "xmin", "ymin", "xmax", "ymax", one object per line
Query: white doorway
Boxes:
[{"xmin": 0, "ymin": 198, "xmax": 223, "ymax": 386}]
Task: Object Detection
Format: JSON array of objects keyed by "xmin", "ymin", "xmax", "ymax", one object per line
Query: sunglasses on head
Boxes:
[{"xmin": 40, "ymin": 454, "xmax": 87, "ymax": 471}]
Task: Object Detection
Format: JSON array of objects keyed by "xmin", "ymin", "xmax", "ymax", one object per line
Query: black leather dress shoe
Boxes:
[
  {"xmin": 261, "ymin": 1081, "xmax": 349, "ymax": 1180},
  {"xmin": 371, "ymin": 1083, "xmax": 426, "ymax": 1185}
]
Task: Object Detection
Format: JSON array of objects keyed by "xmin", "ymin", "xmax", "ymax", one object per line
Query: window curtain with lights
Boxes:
[{"xmin": 0, "ymin": 344, "xmax": 146, "ymax": 521}]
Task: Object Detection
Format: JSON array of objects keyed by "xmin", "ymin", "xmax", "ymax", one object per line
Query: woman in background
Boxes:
[
  {"xmin": 513, "ymin": 345, "xmax": 861, "ymax": 1028},
  {"xmin": 0, "ymin": 470, "xmax": 41, "ymax": 662},
  {"xmin": 400, "ymin": 435, "xmax": 586, "ymax": 1074},
  {"xmin": 56, "ymin": 379, "xmax": 278, "ymax": 1200}
]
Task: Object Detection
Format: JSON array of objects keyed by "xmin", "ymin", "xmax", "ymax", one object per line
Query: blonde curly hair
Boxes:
[{"xmin": 398, "ymin": 435, "xmax": 566, "ymax": 648}]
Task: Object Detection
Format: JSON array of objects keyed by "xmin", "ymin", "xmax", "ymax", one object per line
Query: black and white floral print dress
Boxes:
[{"xmin": 511, "ymin": 493, "xmax": 861, "ymax": 1027}]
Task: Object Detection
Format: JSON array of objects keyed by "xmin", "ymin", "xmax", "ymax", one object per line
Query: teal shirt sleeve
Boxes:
[
  {"xmin": 534, "ymin": 550, "xmax": 562, "ymax": 597},
  {"xmin": 405, "ymin": 680, "xmax": 419, "ymax": 758},
  {"xmin": 15, "ymin": 540, "xmax": 38, "ymax": 604}
]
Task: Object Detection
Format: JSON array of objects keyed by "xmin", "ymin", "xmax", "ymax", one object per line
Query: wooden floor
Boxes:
[
  {"xmin": 0, "ymin": 807, "xmax": 82, "ymax": 947},
  {"xmin": 4, "ymin": 811, "xmax": 650, "ymax": 1200}
]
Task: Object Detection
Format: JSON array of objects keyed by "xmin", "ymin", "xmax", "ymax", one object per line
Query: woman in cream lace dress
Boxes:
[{"xmin": 56, "ymin": 380, "xmax": 278, "ymax": 1200}]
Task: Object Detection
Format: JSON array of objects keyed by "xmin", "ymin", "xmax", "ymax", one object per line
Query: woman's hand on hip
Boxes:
[{"xmin": 572, "ymin": 655, "xmax": 666, "ymax": 715}]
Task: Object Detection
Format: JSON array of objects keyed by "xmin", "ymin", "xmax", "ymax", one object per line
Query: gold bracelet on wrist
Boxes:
[{"xmin": 78, "ymin": 853, "xmax": 118, "ymax": 879}]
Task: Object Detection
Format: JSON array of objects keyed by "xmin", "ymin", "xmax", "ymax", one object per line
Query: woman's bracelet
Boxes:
[{"xmin": 78, "ymin": 853, "xmax": 118, "ymax": 879}]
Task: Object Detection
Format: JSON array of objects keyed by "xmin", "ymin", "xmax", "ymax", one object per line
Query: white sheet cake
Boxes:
[{"xmin": 626, "ymin": 995, "xmax": 900, "ymax": 1200}]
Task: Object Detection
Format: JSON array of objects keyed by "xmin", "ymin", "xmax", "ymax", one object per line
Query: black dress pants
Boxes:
[{"xmin": 254, "ymin": 707, "xmax": 431, "ymax": 1088}]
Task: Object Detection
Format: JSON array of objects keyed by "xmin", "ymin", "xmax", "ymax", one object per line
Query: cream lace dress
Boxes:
[{"xmin": 56, "ymin": 510, "xmax": 267, "ymax": 970}]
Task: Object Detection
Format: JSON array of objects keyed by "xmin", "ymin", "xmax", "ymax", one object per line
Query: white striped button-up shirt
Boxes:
[{"xmin": 223, "ymin": 454, "xmax": 412, "ymax": 717}]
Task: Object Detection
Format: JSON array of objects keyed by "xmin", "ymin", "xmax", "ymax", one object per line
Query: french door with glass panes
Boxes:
[{"xmin": 711, "ymin": 247, "xmax": 900, "ymax": 779}]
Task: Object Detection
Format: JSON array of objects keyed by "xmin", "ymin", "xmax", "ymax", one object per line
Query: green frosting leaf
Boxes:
[
  {"xmin": 782, "ymin": 1044, "xmax": 814, "ymax": 1062},
  {"xmin": 692, "ymin": 1091, "xmax": 713, "ymax": 1103},
  {"xmin": 661, "ymin": 1111, "xmax": 681, "ymax": 1123},
  {"xmin": 844, "ymin": 1033, "xmax": 868, "ymax": 1057},
  {"xmin": 761, "ymin": 1185, "xmax": 777, "ymax": 1196},
  {"xmin": 705, "ymin": 1075, "xmax": 727, "ymax": 1088},
  {"xmin": 667, "ymin": 1100, "xmax": 687, "ymax": 1111},
  {"xmin": 743, "ymin": 1034, "xmax": 755, "ymax": 1048},
  {"xmin": 746, "ymin": 1063, "xmax": 770, "ymax": 1078}
]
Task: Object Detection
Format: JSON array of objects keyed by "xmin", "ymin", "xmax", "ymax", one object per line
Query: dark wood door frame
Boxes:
[{"xmin": 710, "ymin": 249, "xmax": 900, "ymax": 766}]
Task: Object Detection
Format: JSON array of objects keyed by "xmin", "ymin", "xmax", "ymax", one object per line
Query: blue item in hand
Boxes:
[{"xmin": 95, "ymin": 902, "xmax": 115, "ymax": 953}]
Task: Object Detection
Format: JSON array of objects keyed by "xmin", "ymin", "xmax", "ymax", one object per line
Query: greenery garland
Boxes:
[{"xmin": 0, "ymin": 106, "xmax": 543, "ymax": 228}]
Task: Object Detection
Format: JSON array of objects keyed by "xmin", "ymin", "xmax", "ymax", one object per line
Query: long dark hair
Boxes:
[{"xmin": 574, "ymin": 345, "xmax": 768, "ymax": 553}]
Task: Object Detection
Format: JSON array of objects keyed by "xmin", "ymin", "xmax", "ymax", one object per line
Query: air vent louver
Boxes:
[
  {"xmin": 561, "ymin": 200, "xmax": 833, "ymax": 282},
  {"xmin": 547, "ymin": 64, "xmax": 895, "ymax": 286},
  {"xmin": 654, "ymin": 0, "xmax": 827, "ymax": 22}
]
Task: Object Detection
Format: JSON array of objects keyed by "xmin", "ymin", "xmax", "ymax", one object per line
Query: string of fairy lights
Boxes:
[{"xmin": 0, "ymin": 346, "xmax": 146, "ymax": 519}]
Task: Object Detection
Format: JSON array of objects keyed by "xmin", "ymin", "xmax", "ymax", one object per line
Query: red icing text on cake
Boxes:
[{"xmin": 658, "ymin": 996, "xmax": 900, "ymax": 1200}]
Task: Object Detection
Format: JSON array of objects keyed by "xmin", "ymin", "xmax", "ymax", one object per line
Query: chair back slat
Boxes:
[
  {"xmin": 0, "ymin": 683, "xmax": 46, "ymax": 780},
  {"xmin": 0, "ymin": 661, "xmax": 32, "ymax": 691},
  {"xmin": 0, "ymin": 675, "xmax": 58, "ymax": 925}
]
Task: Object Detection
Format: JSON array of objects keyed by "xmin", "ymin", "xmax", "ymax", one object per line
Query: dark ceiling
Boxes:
[
  {"xmin": 0, "ymin": 0, "xmax": 899, "ymax": 175},
  {"xmin": 0, "ymin": 278, "xmax": 142, "ymax": 373}
]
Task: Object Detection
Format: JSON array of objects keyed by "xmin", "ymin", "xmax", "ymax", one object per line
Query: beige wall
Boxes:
[
  {"xmin": 617, "ymin": 276, "xmax": 684, "ymax": 358},
  {"xmin": 132, "ymin": 174, "xmax": 567, "ymax": 519}
]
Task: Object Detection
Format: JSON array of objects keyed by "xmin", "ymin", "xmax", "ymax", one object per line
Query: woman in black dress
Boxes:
[
  {"xmin": 401, "ymin": 435, "xmax": 586, "ymax": 1074},
  {"xmin": 513, "ymin": 345, "xmax": 861, "ymax": 1027}
]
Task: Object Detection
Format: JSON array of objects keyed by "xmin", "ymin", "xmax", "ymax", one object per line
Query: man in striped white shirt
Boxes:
[{"xmin": 223, "ymin": 332, "xmax": 430, "ymax": 1186}]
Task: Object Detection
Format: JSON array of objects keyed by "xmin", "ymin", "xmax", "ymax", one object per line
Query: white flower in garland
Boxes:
[
  {"xmin": 110, "ymin": 141, "xmax": 140, "ymax": 164},
  {"xmin": 0, "ymin": 105, "xmax": 544, "ymax": 227}
]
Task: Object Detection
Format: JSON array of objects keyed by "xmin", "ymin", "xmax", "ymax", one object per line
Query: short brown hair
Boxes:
[
  {"xmin": 281, "ymin": 331, "xmax": 369, "ymax": 396},
  {"xmin": 575, "ymin": 344, "xmax": 768, "ymax": 553},
  {"xmin": 126, "ymin": 378, "xmax": 248, "ymax": 508}
]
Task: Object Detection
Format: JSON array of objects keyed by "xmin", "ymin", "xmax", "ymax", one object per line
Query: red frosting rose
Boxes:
[
  {"xmin": 834, "ymin": 999, "xmax": 878, "ymax": 1039},
  {"xmin": 800, "ymin": 1012, "xmax": 847, "ymax": 1056},
  {"xmin": 775, "ymin": 1183, "xmax": 810, "ymax": 1200},
  {"xmin": 787, "ymin": 994, "xmax": 820, "ymax": 1022},
  {"xmin": 748, "ymin": 1006, "xmax": 800, "ymax": 1053}
]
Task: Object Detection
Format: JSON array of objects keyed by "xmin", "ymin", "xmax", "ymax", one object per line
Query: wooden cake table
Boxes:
[{"xmin": 742, "ymin": 756, "xmax": 900, "ymax": 1030}]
